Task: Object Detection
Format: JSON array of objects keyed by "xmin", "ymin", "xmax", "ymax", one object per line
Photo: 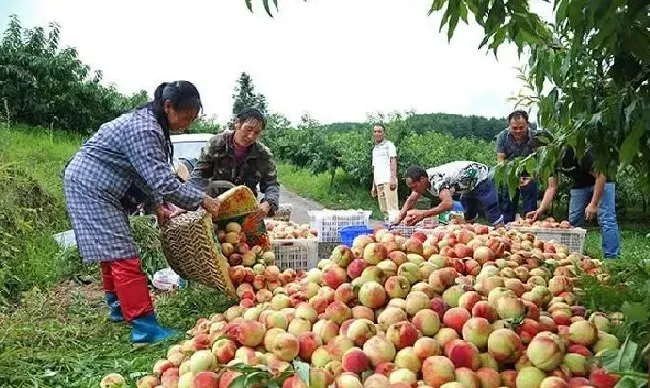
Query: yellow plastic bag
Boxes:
[{"xmin": 214, "ymin": 185, "xmax": 271, "ymax": 250}]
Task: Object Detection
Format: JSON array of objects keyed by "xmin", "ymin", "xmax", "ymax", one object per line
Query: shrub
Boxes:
[{"xmin": 0, "ymin": 15, "xmax": 148, "ymax": 133}]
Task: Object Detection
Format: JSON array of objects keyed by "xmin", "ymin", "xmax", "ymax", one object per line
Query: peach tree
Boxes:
[
  {"xmin": 244, "ymin": 0, "xmax": 650, "ymax": 199},
  {"xmin": 0, "ymin": 15, "xmax": 148, "ymax": 133},
  {"xmin": 437, "ymin": 0, "xmax": 649, "ymax": 198}
]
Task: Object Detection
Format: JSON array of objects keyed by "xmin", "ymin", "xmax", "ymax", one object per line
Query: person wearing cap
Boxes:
[
  {"xmin": 496, "ymin": 110, "xmax": 539, "ymax": 223},
  {"xmin": 394, "ymin": 161, "xmax": 505, "ymax": 226},
  {"xmin": 527, "ymin": 144, "xmax": 620, "ymax": 258}
]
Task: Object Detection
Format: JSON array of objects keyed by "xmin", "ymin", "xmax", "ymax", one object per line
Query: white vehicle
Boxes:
[{"xmin": 170, "ymin": 133, "xmax": 213, "ymax": 167}]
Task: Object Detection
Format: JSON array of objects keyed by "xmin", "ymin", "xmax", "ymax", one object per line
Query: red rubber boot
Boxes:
[{"xmin": 111, "ymin": 257, "xmax": 176, "ymax": 344}]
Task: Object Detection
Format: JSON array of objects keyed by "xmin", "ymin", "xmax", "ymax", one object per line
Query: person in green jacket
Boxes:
[{"xmin": 190, "ymin": 108, "xmax": 280, "ymax": 222}]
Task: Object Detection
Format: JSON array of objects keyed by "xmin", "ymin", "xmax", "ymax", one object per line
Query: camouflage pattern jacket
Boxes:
[{"xmin": 189, "ymin": 130, "xmax": 280, "ymax": 215}]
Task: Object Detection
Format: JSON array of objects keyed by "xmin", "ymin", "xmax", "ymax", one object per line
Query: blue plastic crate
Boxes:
[{"xmin": 339, "ymin": 225, "xmax": 374, "ymax": 247}]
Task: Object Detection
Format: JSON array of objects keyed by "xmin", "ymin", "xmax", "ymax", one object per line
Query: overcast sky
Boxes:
[{"xmin": 1, "ymin": 0, "xmax": 552, "ymax": 125}]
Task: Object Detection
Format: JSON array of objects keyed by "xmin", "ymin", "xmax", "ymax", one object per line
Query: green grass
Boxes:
[
  {"xmin": 0, "ymin": 126, "xmax": 237, "ymax": 386},
  {"xmin": 583, "ymin": 225, "xmax": 650, "ymax": 260},
  {"xmin": 0, "ymin": 126, "xmax": 84, "ymax": 305},
  {"xmin": 0, "ymin": 127, "xmax": 648, "ymax": 385},
  {"xmin": 277, "ymin": 162, "xmax": 385, "ymax": 219},
  {"xmin": 0, "ymin": 281, "xmax": 235, "ymax": 387},
  {"xmin": 0, "ymin": 126, "xmax": 84, "ymax": 196}
]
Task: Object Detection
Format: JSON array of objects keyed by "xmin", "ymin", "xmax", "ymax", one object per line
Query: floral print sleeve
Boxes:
[
  {"xmin": 426, "ymin": 161, "xmax": 490, "ymax": 197},
  {"xmin": 429, "ymin": 173, "xmax": 451, "ymax": 196}
]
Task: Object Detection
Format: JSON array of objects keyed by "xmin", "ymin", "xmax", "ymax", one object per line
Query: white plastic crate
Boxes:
[
  {"xmin": 389, "ymin": 217, "xmax": 439, "ymax": 237},
  {"xmin": 271, "ymin": 238, "xmax": 319, "ymax": 271},
  {"xmin": 509, "ymin": 226, "xmax": 587, "ymax": 254},
  {"xmin": 308, "ymin": 209, "xmax": 372, "ymax": 242},
  {"xmin": 415, "ymin": 226, "xmax": 442, "ymax": 236}
]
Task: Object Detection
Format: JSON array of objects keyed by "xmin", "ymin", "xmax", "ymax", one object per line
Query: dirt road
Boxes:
[
  {"xmin": 278, "ymin": 186, "xmax": 324, "ymax": 224},
  {"xmin": 275, "ymin": 185, "xmax": 384, "ymax": 227}
]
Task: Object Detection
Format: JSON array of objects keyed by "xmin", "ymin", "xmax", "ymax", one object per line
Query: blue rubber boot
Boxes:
[
  {"xmin": 130, "ymin": 311, "xmax": 177, "ymax": 344},
  {"xmin": 104, "ymin": 292, "xmax": 124, "ymax": 322}
]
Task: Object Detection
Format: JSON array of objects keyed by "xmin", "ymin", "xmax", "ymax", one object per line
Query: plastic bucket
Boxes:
[{"xmin": 339, "ymin": 225, "xmax": 374, "ymax": 247}]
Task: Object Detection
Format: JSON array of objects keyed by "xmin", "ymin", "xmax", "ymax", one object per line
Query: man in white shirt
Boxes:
[{"xmin": 371, "ymin": 124, "xmax": 398, "ymax": 216}]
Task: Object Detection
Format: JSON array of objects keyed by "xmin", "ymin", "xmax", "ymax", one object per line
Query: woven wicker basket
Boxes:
[{"xmin": 159, "ymin": 209, "xmax": 236, "ymax": 297}]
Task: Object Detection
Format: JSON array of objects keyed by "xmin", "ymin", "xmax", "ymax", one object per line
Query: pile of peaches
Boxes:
[{"xmin": 101, "ymin": 222, "xmax": 621, "ymax": 388}]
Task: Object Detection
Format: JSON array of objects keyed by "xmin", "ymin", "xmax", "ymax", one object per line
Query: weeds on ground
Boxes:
[
  {"xmin": 54, "ymin": 246, "xmax": 98, "ymax": 281},
  {"xmin": 0, "ymin": 281, "xmax": 235, "ymax": 387},
  {"xmin": 131, "ymin": 215, "xmax": 168, "ymax": 281},
  {"xmin": 157, "ymin": 284, "xmax": 238, "ymax": 329},
  {"xmin": 0, "ymin": 165, "xmax": 67, "ymax": 306},
  {"xmin": 0, "ymin": 128, "xmax": 80, "ymax": 307},
  {"xmin": 575, "ymin": 227, "xmax": 650, "ymax": 378}
]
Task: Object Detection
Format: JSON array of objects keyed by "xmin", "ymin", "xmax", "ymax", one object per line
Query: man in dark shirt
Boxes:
[
  {"xmin": 496, "ymin": 110, "xmax": 539, "ymax": 223},
  {"xmin": 527, "ymin": 146, "xmax": 620, "ymax": 258}
]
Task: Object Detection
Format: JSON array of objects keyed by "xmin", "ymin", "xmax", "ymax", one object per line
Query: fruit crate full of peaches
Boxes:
[
  {"xmin": 265, "ymin": 220, "xmax": 319, "ymax": 271},
  {"xmin": 507, "ymin": 218, "xmax": 587, "ymax": 254},
  {"xmin": 270, "ymin": 203, "xmax": 292, "ymax": 222},
  {"xmin": 308, "ymin": 209, "xmax": 372, "ymax": 242}
]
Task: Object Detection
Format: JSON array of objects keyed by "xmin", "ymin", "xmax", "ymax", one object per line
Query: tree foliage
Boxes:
[
  {"xmin": 406, "ymin": 113, "xmax": 528, "ymax": 141},
  {"xmin": 231, "ymin": 72, "xmax": 268, "ymax": 117},
  {"xmin": 243, "ymin": 0, "xmax": 650, "ymax": 198},
  {"xmin": 244, "ymin": 0, "xmax": 307, "ymax": 17},
  {"xmin": 427, "ymin": 0, "xmax": 650, "ymax": 196},
  {"xmin": 0, "ymin": 15, "xmax": 149, "ymax": 133},
  {"xmin": 187, "ymin": 115, "xmax": 221, "ymax": 134},
  {"xmin": 322, "ymin": 112, "xmax": 513, "ymax": 141}
]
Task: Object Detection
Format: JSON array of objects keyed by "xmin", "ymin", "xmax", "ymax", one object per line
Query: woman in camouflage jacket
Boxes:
[{"xmin": 190, "ymin": 108, "xmax": 280, "ymax": 222}]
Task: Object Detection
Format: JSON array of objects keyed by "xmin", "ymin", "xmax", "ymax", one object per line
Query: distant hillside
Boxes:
[{"xmin": 320, "ymin": 113, "xmax": 537, "ymax": 141}]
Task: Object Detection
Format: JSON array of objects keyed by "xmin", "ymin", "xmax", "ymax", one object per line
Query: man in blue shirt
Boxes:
[{"xmin": 496, "ymin": 110, "xmax": 538, "ymax": 223}]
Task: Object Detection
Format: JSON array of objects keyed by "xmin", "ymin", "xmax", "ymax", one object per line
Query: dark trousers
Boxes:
[
  {"xmin": 499, "ymin": 180, "xmax": 538, "ymax": 223},
  {"xmin": 460, "ymin": 179, "xmax": 504, "ymax": 225}
]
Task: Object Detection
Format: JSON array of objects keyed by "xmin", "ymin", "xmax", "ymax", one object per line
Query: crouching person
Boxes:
[{"xmin": 395, "ymin": 161, "xmax": 504, "ymax": 227}]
